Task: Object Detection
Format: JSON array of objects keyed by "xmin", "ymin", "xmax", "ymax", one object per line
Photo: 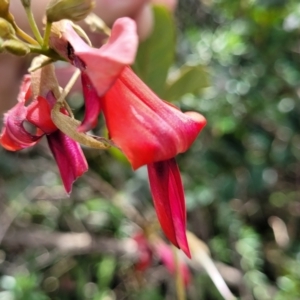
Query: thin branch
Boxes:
[{"xmin": 2, "ymin": 227, "xmax": 138, "ymax": 258}]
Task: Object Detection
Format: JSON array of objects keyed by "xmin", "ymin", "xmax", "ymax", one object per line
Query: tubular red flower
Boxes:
[
  {"xmin": 0, "ymin": 76, "xmax": 43, "ymax": 151},
  {"xmin": 0, "ymin": 102, "xmax": 42, "ymax": 151},
  {"xmin": 49, "ymin": 17, "xmax": 206, "ymax": 254},
  {"xmin": 101, "ymin": 67, "xmax": 206, "ymax": 170},
  {"xmin": 0, "ymin": 76, "xmax": 88, "ymax": 194}
]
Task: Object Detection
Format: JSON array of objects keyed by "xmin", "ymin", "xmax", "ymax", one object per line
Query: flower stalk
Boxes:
[
  {"xmin": 23, "ymin": 5, "xmax": 43, "ymax": 44},
  {"xmin": 43, "ymin": 21, "xmax": 52, "ymax": 49},
  {"xmin": 14, "ymin": 25, "xmax": 39, "ymax": 45},
  {"xmin": 173, "ymin": 245, "xmax": 186, "ymax": 300}
]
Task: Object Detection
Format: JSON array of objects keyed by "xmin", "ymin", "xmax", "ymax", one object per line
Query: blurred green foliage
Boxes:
[{"xmin": 1, "ymin": 0, "xmax": 300, "ymax": 299}]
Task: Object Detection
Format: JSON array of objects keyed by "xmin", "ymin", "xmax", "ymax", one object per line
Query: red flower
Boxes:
[
  {"xmin": 100, "ymin": 67, "xmax": 206, "ymax": 256},
  {"xmin": 133, "ymin": 232, "xmax": 191, "ymax": 286},
  {"xmin": 154, "ymin": 240, "xmax": 191, "ymax": 286},
  {"xmin": 101, "ymin": 67, "xmax": 206, "ymax": 169},
  {"xmin": 132, "ymin": 233, "xmax": 152, "ymax": 272},
  {"xmin": 0, "ymin": 75, "xmax": 88, "ymax": 194},
  {"xmin": 50, "ymin": 17, "xmax": 206, "ymax": 256}
]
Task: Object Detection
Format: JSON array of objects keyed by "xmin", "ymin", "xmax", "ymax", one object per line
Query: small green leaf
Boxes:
[
  {"xmin": 97, "ymin": 256, "xmax": 116, "ymax": 290},
  {"xmin": 134, "ymin": 5, "xmax": 175, "ymax": 96},
  {"xmin": 108, "ymin": 147, "xmax": 130, "ymax": 166},
  {"xmin": 164, "ymin": 64, "xmax": 210, "ymax": 101}
]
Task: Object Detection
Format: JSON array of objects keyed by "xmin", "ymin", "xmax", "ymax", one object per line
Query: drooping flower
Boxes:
[
  {"xmin": 100, "ymin": 66, "xmax": 206, "ymax": 170},
  {"xmin": 98, "ymin": 66, "xmax": 206, "ymax": 256},
  {"xmin": 0, "ymin": 69, "xmax": 88, "ymax": 194},
  {"xmin": 49, "ymin": 17, "xmax": 206, "ymax": 256}
]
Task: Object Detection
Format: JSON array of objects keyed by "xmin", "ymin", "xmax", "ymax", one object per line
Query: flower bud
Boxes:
[
  {"xmin": 0, "ymin": 0, "xmax": 10, "ymax": 19},
  {"xmin": 20, "ymin": 0, "xmax": 31, "ymax": 8},
  {"xmin": 0, "ymin": 17, "xmax": 15, "ymax": 39},
  {"xmin": 2, "ymin": 39, "xmax": 30, "ymax": 56},
  {"xmin": 46, "ymin": 0, "xmax": 95, "ymax": 23}
]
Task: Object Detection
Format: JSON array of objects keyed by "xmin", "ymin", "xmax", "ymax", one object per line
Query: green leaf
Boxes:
[
  {"xmin": 134, "ymin": 5, "xmax": 175, "ymax": 96},
  {"xmin": 164, "ymin": 64, "xmax": 209, "ymax": 101},
  {"xmin": 97, "ymin": 256, "xmax": 116, "ymax": 290}
]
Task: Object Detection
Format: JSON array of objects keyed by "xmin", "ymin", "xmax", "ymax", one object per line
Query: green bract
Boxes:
[{"xmin": 46, "ymin": 0, "xmax": 95, "ymax": 22}]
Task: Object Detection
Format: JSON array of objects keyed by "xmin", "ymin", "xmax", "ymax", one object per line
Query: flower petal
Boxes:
[
  {"xmin": 101, "ymin": 67, "xmax": 207, "ymax": 169},
  {"xmin": 77, "ymin": 71, "xmax": 102, "ymax": 132},
  {"xmin": 17, "ymin": 74, "xmax": 32, "ymax": 103},
  {"xmin": 50, "ymin": 17, "xmax": 138, "ymax": 97},
  {"xmin": 47, "ymin": 131, "xmax": 88, "ymax": 194},
  {"xmin": 0, "ymin": 102, "xmax": 42, "ymax": 151},
  {"xmin": 147, "ymin": 158, "xmax": 191, "ymax": 257},
  {"xmin": 26, "ymin": 96, "xmax": 58, "ymax": 134}
]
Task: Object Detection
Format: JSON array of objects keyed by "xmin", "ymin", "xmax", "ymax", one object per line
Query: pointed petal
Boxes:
[
  {"xmin": 26, "ymin": 96, "xmax": 58, "ymax": 134},
  {"xmin": 101, "ymin": 67, "xmax": 207, "ymax": 169},
  {"xmin": 47, "ymin": 131, "xmax": 88, "ymax": 194},
  {"xmin": 147, "ymin": 158, "xmax": 191, "ymax": 257},
  {"xmin": 77, "ymin": 71, "xmax": 102, "ymax": 132}
]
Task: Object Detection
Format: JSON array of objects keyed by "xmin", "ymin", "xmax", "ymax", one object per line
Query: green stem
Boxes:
[
  {"xmin": 24, "ymin": 7, "xmax": 43, "ymax": 45},
  {"xmin": 172, "ymin": 246, "xmax": 186, "ymax": 300},
  {"xmin": 42, "ymin": 21, "xmax": 52, "ymax": 49},
  {"xmin": 28, "ymin": 45, "xmax": 63, "ymax": 61},
  {"xmin": 7, "ymin": 13, "xmax": 38, "ymax": 45},
  {"xmin": 15, "ymin": 26, "xmax": 38, "ymax": 45}
]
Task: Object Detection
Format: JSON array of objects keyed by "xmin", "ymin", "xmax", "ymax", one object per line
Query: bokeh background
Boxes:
[{"xmin": 1, "ymin": 0, "xmax": 300, "ymax": 299}]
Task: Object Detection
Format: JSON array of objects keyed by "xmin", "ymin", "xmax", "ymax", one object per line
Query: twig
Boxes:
[{"xmin": 1, "ymin": 228, "xmax": 138, "ymax": 258}]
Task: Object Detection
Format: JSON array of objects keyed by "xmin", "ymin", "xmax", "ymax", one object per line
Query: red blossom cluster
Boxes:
[{"xmin": 0, "ymin": 17, "xmax": 206, "ymax": 256}]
